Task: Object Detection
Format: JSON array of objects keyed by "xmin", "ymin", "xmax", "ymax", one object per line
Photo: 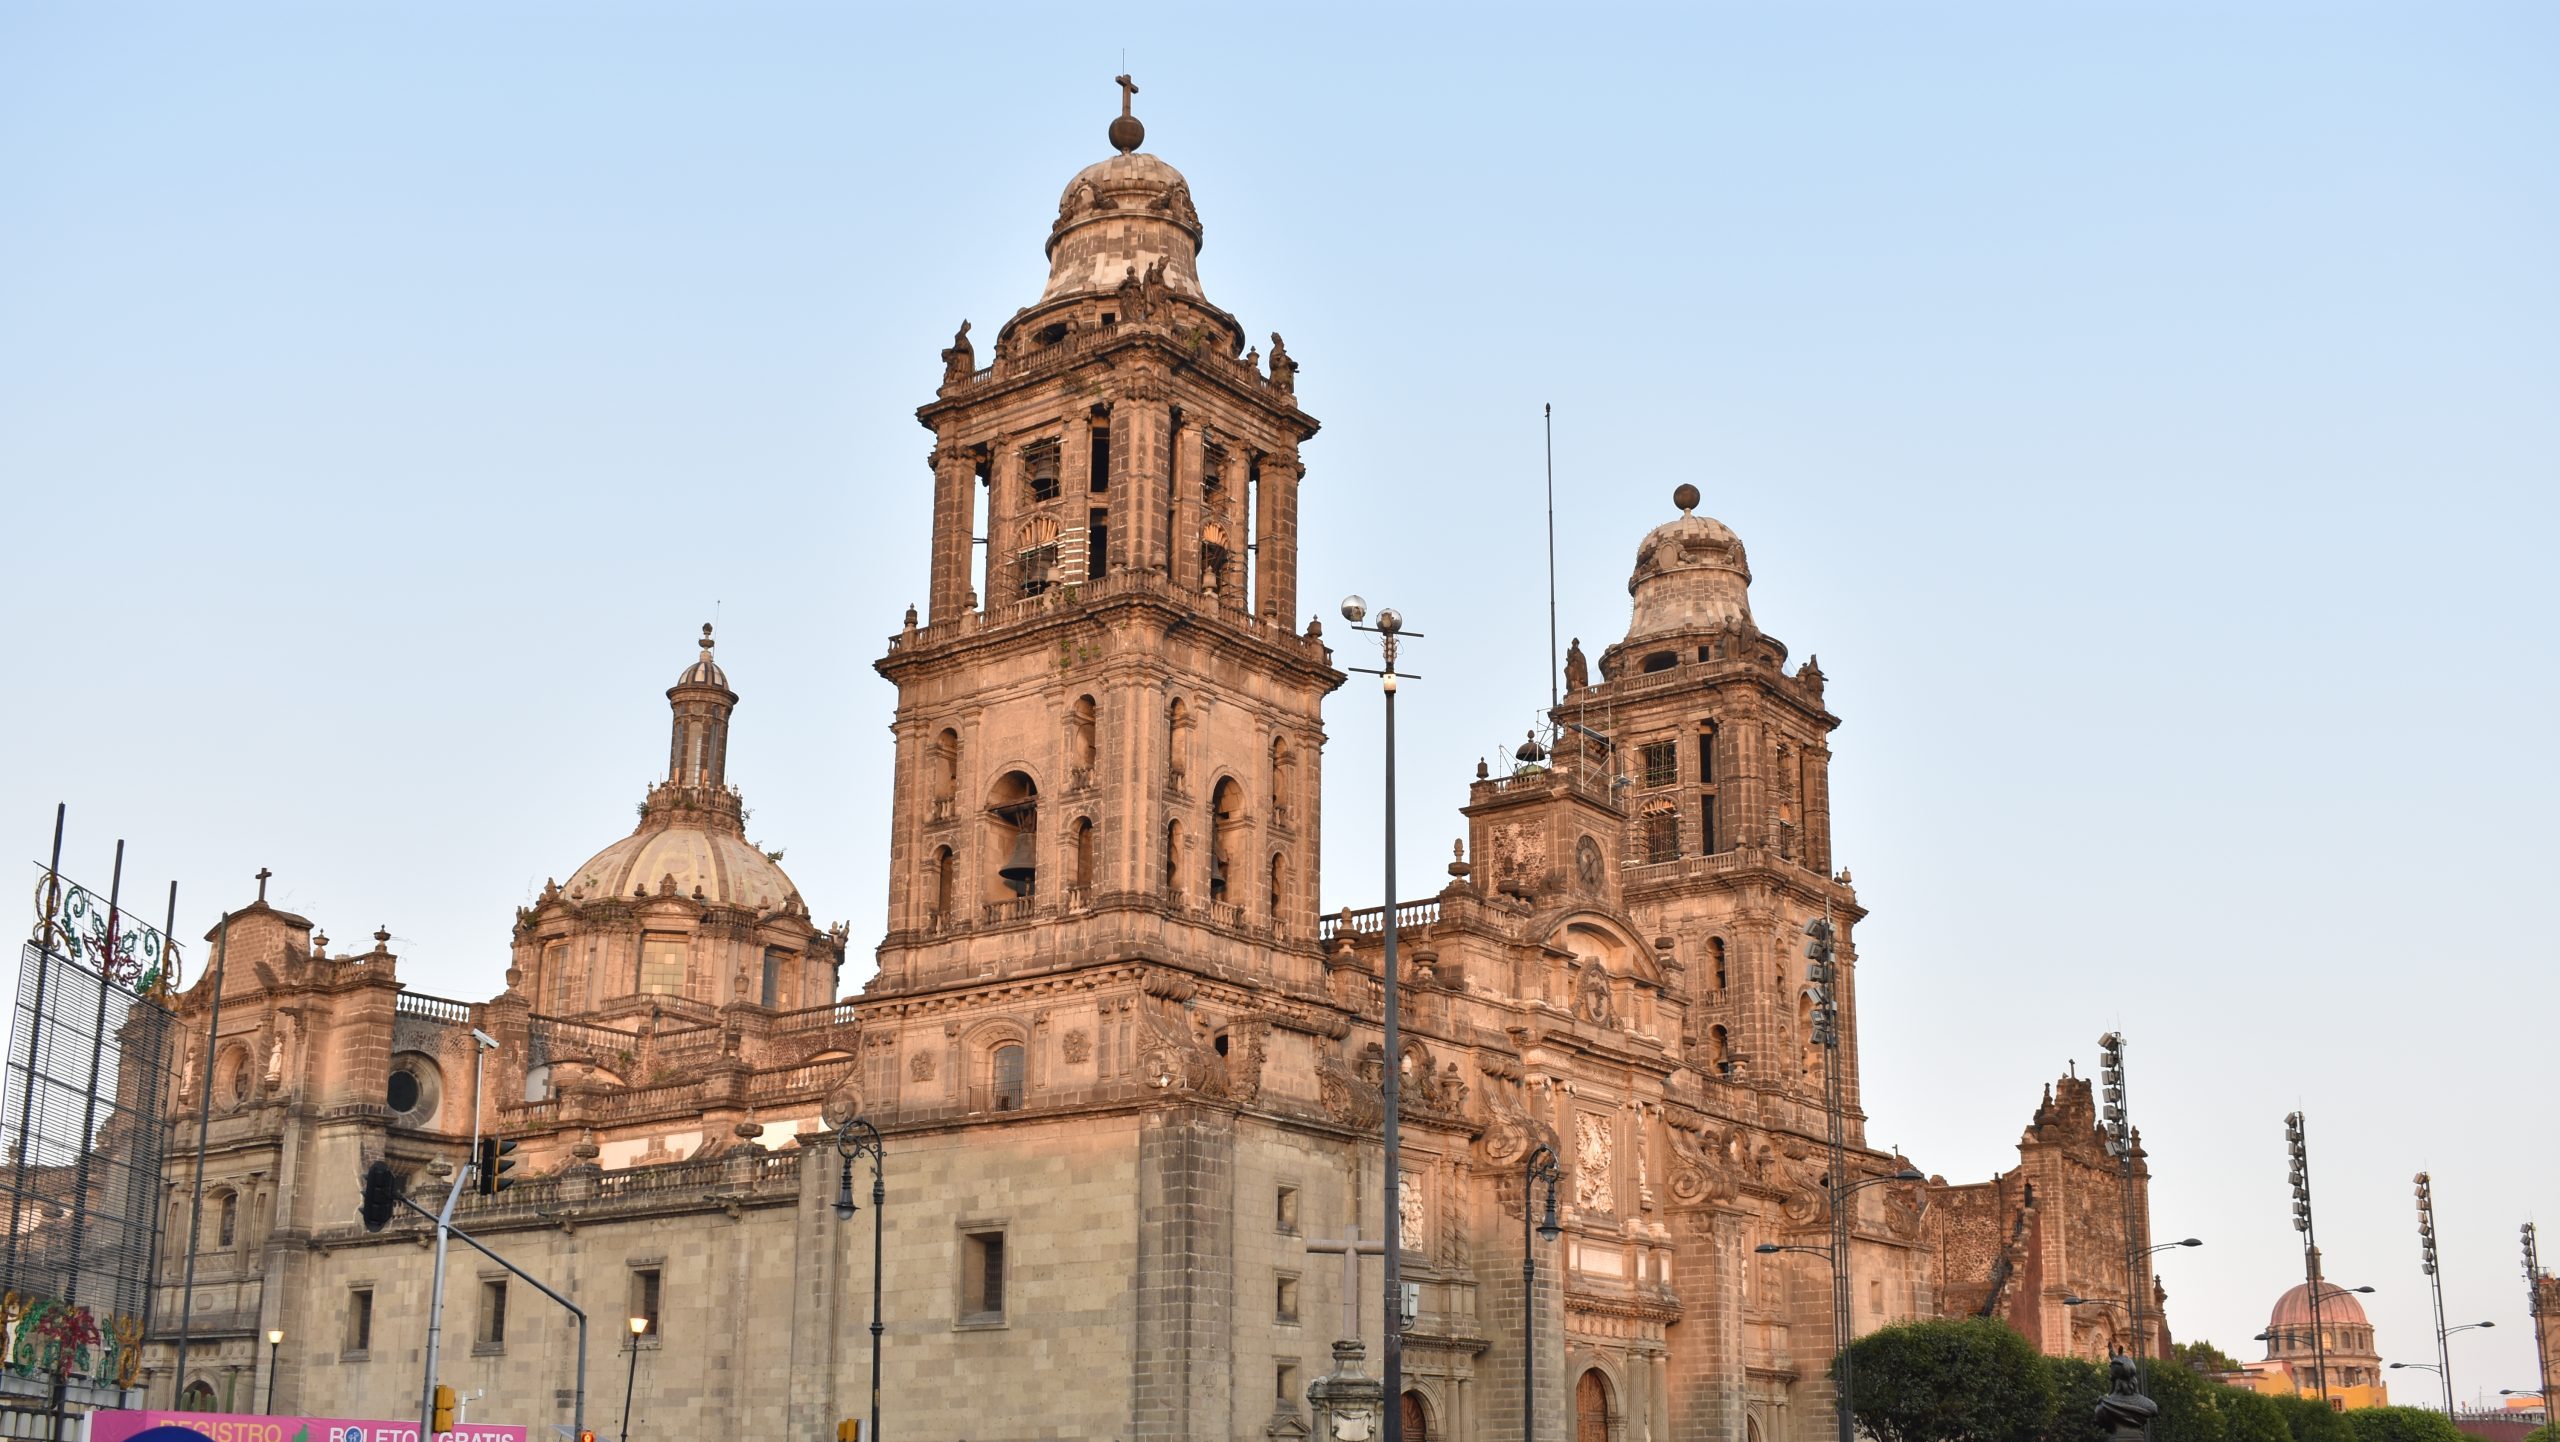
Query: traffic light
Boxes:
[
  {"xmin": 578, "ymin": 1431, "xmax": 595, "ymax": 1442},
  {"xmin": 431, "ymin": 1384, "xmax": 456, "ymax": 1436},
  {"xmin": 475, "ymin": 1136, "xmax": 519, "ymax": 1196},
  {"xmin": 359, "ymin": 1160, "xmax": 401, "ymax": 1232}
]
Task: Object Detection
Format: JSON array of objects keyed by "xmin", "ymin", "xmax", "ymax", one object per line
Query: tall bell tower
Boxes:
[{"xmin": 872, "ymin": 81, "xmax": 1341, "ymax": 996}]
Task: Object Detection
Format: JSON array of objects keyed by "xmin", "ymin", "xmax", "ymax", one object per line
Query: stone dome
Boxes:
[
  {"xmin": 1624, "ymin": 487, "xmax": 1756, "ymax": 647},
  {"xmin": 1040, "ymin": 151, "xmax": 1207, "ymax": 305},
  {"xmin": 566, "ymin": 823, "xmax": 798, "ymax": 913},
  {"xmin": 2269, "ymin": 1281, "xmax": 2371, "ymax": 1331},
  {"xmin": 673, "ymin": 622, "xmax": 728, "ymax": 691}
]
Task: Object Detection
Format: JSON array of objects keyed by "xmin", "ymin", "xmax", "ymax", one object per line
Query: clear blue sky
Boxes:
[{"xmin": 4, "ymin": 2, "xmax": 2552, "ymax": 1397}]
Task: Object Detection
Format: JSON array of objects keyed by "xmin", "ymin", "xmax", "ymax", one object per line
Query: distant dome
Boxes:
[
  {"xmin": 567, "ymin": 824, "xmax": 797, "ymax": 913},
  {"xmin": 2269, "ymin": 1281, "xmax": 2371, "ymax": 1331},
  {"xmin": 1040, "ymin": 151, "xmax": 1207, "ymax": 305},
  {"xmin": 1624, "ymin": 488, "xmax": 1755, "ymax": 647},
  {"xmin": 674, "ymin": 622, "xmax": 728, "ymax": 691}
]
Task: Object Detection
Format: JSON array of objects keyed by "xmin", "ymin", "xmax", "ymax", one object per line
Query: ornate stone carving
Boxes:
[
  {"xmin": 1398, "ymin": 1173, "xmax": 1426, "ymax": 1245},
  {"xmin": 820, "ymin": 1073, "xmax": 866, "ymax": 1130},
  {"xmin": 1576, "ymin": 1112, "xmax": 1615, "ymax": 1214},
  {"xmin": 1316, "ymin": 1051, "xmax": 1382, "ymax": 1131},
  {"xmin": 1575, "ymin": 967, "xmax": 1613, "ymax": 1027},
  {"xmin": 940, "ymin": 320, "xmax": 975, "ymax": 388},
  {"xmin": 908, "ymin": 1050, "xmax": 936, "ymax": 1082},
  {"xmin": 1060, "ymin": 1028, "xmax": 1092, "ymax": 1064}
]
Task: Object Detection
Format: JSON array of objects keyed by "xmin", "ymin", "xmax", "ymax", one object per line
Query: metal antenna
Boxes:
[{"xmin": 1544, "ymin": 403, "xmax": 1558, "ymax": 713}]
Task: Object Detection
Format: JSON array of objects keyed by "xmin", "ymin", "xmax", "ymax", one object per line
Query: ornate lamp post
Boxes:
[
  {"xmin": 620, "ymin": 1315, "xmax": 647, "ymax": 1442},
  {"xmin": 834, "ymin": 1118, "xmax": 887, "ymax": 1442},
  {"xmin": 263, "ymin": 1329, "xmax": 282, "ymax": 1414},
  {"xmin": 1342, "ymin": 594, "xmax": 1421, "ymax": 1442},
  {"xmin": 1521, "ymin": 1145, "xmax": 1561, "ymax": 1442}
]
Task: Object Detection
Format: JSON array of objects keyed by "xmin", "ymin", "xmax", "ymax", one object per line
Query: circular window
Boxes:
[
  {"xmin": 385, "ymin": 1069, "xmax": 421, "ymax": 1113},
  {"xmin": 384, "ymin": 1052, "xmax": 442, "ymax": 1122}
]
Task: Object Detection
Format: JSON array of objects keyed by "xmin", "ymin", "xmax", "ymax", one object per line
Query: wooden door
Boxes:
[
  {"xmin": 1401, "ymin": 1392, "xmax": 1429, "ymax": 1442},
  {"xmin": 1576, "ymin": 1370, "xmax": 1611, "ymax": 1442}
]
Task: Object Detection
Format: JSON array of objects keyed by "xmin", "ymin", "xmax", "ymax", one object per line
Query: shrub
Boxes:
[
  {"xmin": 2342, "ymin": 1408, "xmax": 2466, "ymax": 1442},
  {"xmin": 1841, "ymin": 1318, "xmax": 2059, "ymax": 1442}
]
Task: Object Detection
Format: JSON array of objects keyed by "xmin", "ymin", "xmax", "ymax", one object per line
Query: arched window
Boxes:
[
  {"xmin": 216, "ymin": 1190, "xmax": 237, "ymax": 1247},
  {"xmin": 1210, "ymin": 778, "xmax": 1244, "ymax": 902},
  {"xmin": 1268, "ymin": 853, "xmax": 1287, "ymax": 918},
  {"xmin": 1709, "ymin": 1025, "xmax": 1732, "ymax": 1076},
  {"xmin": 986, "ymin": 771, "xmax": 1039, "ymax": 899},
  {"xmin": 1070, "ymin": 695, "xmax": 1098, "ymax": 773},
  {"xmin": 931, "ymin": 846, "xmax": 957, "ymax": 917},
  {"xmin": 1709, "ymin": 937, "xmax": 1727, "ymax": 991},
  {"xmin": 180, "ymin": 1380, "xmax": 218, "ymax": 1413},
  {"xmin": 932, "ymin": 729, "xmax": 960, "ymax": 805},
  {"xmin": 1640, "ymin": 797, "xmax": 1679, "ymax": 863},
  {"xmin": 1072, "ymin": 819, "xmax": 1094, "ymax": 889},
  {"xmin": 990, "ymin": 1043, "xmax": 1025, "ymax": 1112}
]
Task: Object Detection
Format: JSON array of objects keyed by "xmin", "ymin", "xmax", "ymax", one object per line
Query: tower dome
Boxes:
[
  {"xmin": 1624, "ymin": 483, "xmax": 1756, "ymax": 648},
  {"xmin": 1039, "ymin": 78, "xmax": 1206, "ymax": 305},
  {"xmin": 2269, "ymin": 1280, "xmax": 2372, "ymax": 1331}
]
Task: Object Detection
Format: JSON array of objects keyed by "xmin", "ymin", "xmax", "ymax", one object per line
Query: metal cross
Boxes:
[{"xmin": 1305, "ymin": 1223, "xmax": 1385, "ymax": 1344}]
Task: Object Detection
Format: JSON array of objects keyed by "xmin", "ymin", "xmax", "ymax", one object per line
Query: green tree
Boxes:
[
  {"xmin": 2341, "ymin": 1408, "xmax": 2466, "ymax": 1442},
  {"xmin": 2173, "ymin": 1340, "xmax": 2246, "ymax": 1376},
  {"xmin": 2045, "ymin": 1357, "xmax": 2109, "ymax": 1442},
  {"xmin": 2217, "ymin": 1388, "xmax": 2293, "ymax": 1442},
  {"xmin": 1840, "ymin": 1318, "xmax": 2059, "ymax": 1442},
  {"xmin": 2266, "ymin": 1394, "xmax": 2355, "ymax": 1442},
  {"xmin": 2519, "ymin": 1424, "xmax": 2555, "ymax": 1442},
  {"xmin": 2143, "ymin": 1354, "xmax": 2229, "ymax": 1442}
]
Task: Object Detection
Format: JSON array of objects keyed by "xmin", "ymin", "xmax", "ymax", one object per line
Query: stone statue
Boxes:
[
  {"xmin": 1268, "ymin": 332, "xmax": 1298, "ymax": 395},
  {"xmin": 939, "ymin": 320, "xmax": 975, "ymax": 388},
  {"xmin": 2093, "ymin": 1354, "xmax": 2159, "ymax": 1442},
  {"xmin": 1564, "ymin": 636, "xmax": 1589, "ymax": 693}
]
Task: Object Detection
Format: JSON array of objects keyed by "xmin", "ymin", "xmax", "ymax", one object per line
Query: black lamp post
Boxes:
[
  {"xmin": 1522, "ymin": 1145, "xmax": 1561, "ymax": 1442},
  {"xmin": 1342, "ymin": 594, "xmax": 1420, "ymax": 1442},
  {"xmin": 1760, "ymin": 1166, "xmax": 1923, "ymax": 1442},
  {"xmin": 834, "ymin": 1117, "xmax": 887, "ymax": 1442},
  {"xmin": 620, "ymin": 1315, "xmax": 647, "ymax": 1442},
  {"xmin": 263, "ymin": 1329, "xmax": 282, "ymax": 1415}
]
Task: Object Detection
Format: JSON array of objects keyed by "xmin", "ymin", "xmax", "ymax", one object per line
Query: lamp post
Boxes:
[
  {"xmin": 1763, "ymin": 1167, "xmax": 1923, "ymax": 1442},
  {"xmin": 834, "ymin": 1117, "xmax": 887, "ymax": 1442},
  {"xmin": 1522, "ymin": 1145, "xmax": 1561, "ymax": 1442},
  {"xmin": 2417, "ymin": 1173, "xmax": 2455, "ymax": 1414},
  {"xmin": 263, "ymin": 1330, "xmax": 282, "ymax": 1415},
  {"xmin": 1342, "ymin": 594, "xmax": 1420, "ymax": 1442},
  {"xmin": 2284, "ymin": 1113, "xmax": 2333, "ymax": 1403},
  {"xmin": 620, "ymin": 1315, "xmax": 648, "ymax": 1442},
  {"xmin": 2150, "ymin": 1239, "xmax": 2203, "ymax": 1255}
]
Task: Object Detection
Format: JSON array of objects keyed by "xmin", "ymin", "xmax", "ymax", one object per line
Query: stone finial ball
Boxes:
[
  {"xmin": 1673, "ymin": 483, "xmax": 1701, "ymax": 513},
  {"xmin": 1110, "ymin": 114, "xmax": 1145, "ymax": 154}
]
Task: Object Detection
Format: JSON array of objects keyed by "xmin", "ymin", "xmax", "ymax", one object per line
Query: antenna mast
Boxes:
[{"xmin": 1544, "ymin": 403, "xmax": 1558, "ymax": 713}]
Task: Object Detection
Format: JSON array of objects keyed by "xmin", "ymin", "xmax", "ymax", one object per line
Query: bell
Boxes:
[{"xmin": 998, "ymin": 825, "xmax": 1038, "ymax": 897}]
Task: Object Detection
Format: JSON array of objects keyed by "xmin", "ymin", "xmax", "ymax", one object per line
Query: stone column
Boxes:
[
  {"xmin": 1262, "ymin": 447, "xmax": 1302, "ymax": 626},
  {"xmin": 984, "ymin": 437, "xmax": 1018, "ymax": 606},
  {"xmin": 1171, "ymin": 424, "xmax": 1205, "ymax": 593},
  {"xmin": 928, "ymin": 439, "xmax": 973, "ymax": 622}
]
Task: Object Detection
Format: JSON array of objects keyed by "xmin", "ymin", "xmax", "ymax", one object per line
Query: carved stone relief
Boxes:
[{"xmin": 1576, "ymin": 1112, "xmax": 1616, "ymax": 1214}]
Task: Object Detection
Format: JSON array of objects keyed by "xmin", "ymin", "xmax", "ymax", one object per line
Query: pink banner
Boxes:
[{"xmin": 89, "ymin": 1411, "xmax": 529, "ymax": 1442}]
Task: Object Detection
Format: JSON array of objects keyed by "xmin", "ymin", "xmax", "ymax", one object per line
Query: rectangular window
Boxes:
[
  {"xmin": 347, "ymin": 1288, "xmax": 373, "ymax": 1355},
  {"xmin": 990, "ymin": 1045, "xmax": 1025, "ymax": 1112},
  {"xmin": 1275, "ymin": 1184, "xmax": 1300, "ymax": 1235},
  {"xmin": 544, "ymin": 942, "xmax": 572, "ymax": 1012},
  {"xmin": 1276, "ymin": 1274, "xmax": 1300, "ymax": 1324},
  {"xmin": 1642, "ymin": 740, "xmax": 1678, "ymax": 788},
  {"xmin": 1090, "ymin": 423, "xmax": 1111, "ymax": 493},
  {"xmin": 1088, "ymin": 508, "xmax": 1110, "ymax": 579},
  {"xmin": 1697, "ymin": 730, "xmax": 1716, "ymax": 784},
  {"xmin": 480, "ymin": 1279, "xmax": 508, "ymax": 1348},
  {"xmin": 760, "ymin": 950, "xmax": 783, "ymax": 1009},
  {"xmin": 630, "ymin": 1267, "xmax": 662, "ymax": 1339},
  {"xmin": 1700, "ymin": 795, "xmax": 1718, "ymax": 855},
  {"xmin": 1642, "ymin": 807, "xmax": 1679, "ymax": 864},
  {"xmin": 961, "ymin": 1230, "xmax": 1007, "ymax": 1324},
  {"xmin": 638, "ymin": 937, "xmax": 685, "ymax": 996},
  {"xmin": 1277, "ymin": 1361, "xmax": 1300, "ymax": 1405}
]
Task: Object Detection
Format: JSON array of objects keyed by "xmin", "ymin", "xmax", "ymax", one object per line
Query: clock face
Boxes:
[{"xmin": 1576, "ymin": 835, "xmax": 1602, "ymax": 889}]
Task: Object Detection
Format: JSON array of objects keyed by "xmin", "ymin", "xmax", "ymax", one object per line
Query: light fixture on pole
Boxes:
[
  {"xmin": 621, "ymin": 1315, "xmax": 649, "ymax": 1442},
  {"xmin": 2417, "ymin": 1173, "xmax": 2455, "ymax": 1414},
  {"xmin": 1342, "ymin": 593, "xmax": 1421, "ymax": 1442},
  {"xmin": 2284, "ymin": 1112, "xmax": 2332, "ymax": 1404},
  {"xmin": 1803, "ymin": 912, "xmax": 1851, "ymax": 1442},
  {"xmin": 2097, "ymin": 1030, "xmax": 2149, "ymax": 1391},
  {"xmin": 2526, "ymin": 1225, "xmax": 2556, "ymax": 1413},
  {"xmin": 834, "ymin": 1118, "xmax": 887, "ymax": 1442},
  {"xmin": 264, "ymin": 1329, "xmax": 282, "ymax": 1415},
  {"xmin": 1522, "ymin": 1145, "xmax": 1561, "ymax": 1442}
]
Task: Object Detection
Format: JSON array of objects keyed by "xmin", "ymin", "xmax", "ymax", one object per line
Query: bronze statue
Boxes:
[
  {"xmin": 2093, "ymin": 1354, "xmax": 2158, "ymax": 1442},
  {"xmin": 1563, "ymin": 637, "xmax": 1589, "ymax": 694}
]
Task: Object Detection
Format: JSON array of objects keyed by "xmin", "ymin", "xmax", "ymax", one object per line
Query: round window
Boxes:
[{"xmin": 385, "ymin": 1068, "xmax": 421, "ymax": 1114}]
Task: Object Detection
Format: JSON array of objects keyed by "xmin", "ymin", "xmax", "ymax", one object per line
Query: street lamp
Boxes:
[
  {"xmin": 1522, "ymin": 1146, "xmax": 1561, "ymax": 1442},
  {"xmin": 264, "ymin": 1329, "xmax": 282, "ymax": 1415},
  {"xmin": 834, "ymin": 1118, "xmax": 887, "ymax": 1442},
  {"xmin": 2417, "ymin": 1171, "xmax": 2457, "ymax": 1414},
  {"xmin": 1342, "ymin": 593, "xmax": 1421, "ymax": 1442},
  {"xmin": 620, "ymin": 1315, "xmax": 648, "ymax": 1442}
]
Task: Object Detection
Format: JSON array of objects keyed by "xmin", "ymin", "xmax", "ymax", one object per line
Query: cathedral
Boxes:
[{"xmin": 137, "ymin": 86, "xmax": 2161, "ymax": 1442}]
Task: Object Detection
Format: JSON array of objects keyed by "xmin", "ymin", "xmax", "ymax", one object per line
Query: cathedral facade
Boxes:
[{"xmin": 137, "ymin": 90, "xmax": 2159, "ymax": 1442}]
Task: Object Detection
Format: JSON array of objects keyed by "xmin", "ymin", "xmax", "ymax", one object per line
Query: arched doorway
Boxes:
[
  {"xmin": 179, "ymin": 1379, "xmax": 217, "ymax": 1412},
  {"xmin": 1401, "ymin": 1391, "xmax": 1431, "ymax": 1442},
  {"xmin": 1575, "ymin": 1369, "xmax": 1612, "ymax": 1442}
]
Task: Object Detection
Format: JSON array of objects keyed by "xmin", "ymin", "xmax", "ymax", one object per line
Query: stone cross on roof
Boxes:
[{"xmin": 1305, "ymin": 1223, "xmax": 1385, "ymax": 1347}]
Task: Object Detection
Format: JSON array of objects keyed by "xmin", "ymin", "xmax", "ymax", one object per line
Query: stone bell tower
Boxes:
[{"xmin": 872, "ymin": 80, "xmax": 1342, "ymax": 996}]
